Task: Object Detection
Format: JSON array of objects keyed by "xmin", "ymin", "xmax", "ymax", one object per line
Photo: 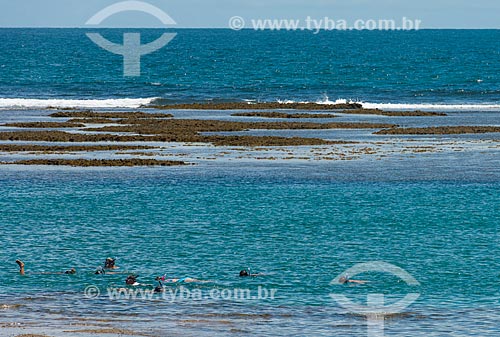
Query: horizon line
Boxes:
[{"xmin": 0, "ymin": 27, "xmax": 499, "ymax": 30}]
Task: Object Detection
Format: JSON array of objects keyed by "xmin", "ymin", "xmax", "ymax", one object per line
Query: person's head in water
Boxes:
[
  {"xmin": 65, "ymin": 268, "xmax": 76, "ymax": 275},
  {"xmin": 104, "ymin": 258, "xmax": 116, "ymax": 269},
  {"xmin": 338, "ymin": 274, "xmax": 368, "ymax": 285},
  {"xmin": 239, "ymin": 270, "xmax": 250, "ymax": 277},
  {"xmin": 126, "ymin": 274, "xmax": 138, "ymax": 285}
]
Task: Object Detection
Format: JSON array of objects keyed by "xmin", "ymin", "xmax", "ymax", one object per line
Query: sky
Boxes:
[{"xmin": 0, "ymin": 0, "xmax": 499, "ymax": 29}]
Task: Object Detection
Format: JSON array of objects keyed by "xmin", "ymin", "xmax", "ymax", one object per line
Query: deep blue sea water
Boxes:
[
  {"xmin": 0, "ymin": 29, "xmax": 499, "ymax": 336},
  {"xmin": 0, "ymin": 29, "xmax": 499, "ymax": 107}
]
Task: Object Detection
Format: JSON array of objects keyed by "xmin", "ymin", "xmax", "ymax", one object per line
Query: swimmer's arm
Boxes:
[
  {"xmin": 184, "ymin": 278, "xmax": 211, "ymax": 283},
  {"xmin": 348, "ymin": 279, "xmax": 369, "ymax": 284}
]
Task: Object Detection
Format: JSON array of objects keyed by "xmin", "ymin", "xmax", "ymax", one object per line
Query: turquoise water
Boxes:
[
  {"xmin": 0, "ymin": 28, "xmax": 499, "ymax": 336},
  {"xmin": 0, "ymin": 164, "xmax": 499, "ymax": 336}
]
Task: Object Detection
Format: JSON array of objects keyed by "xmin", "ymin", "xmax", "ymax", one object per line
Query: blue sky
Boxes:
[{"xmin": 0, "ymin": 0, "xmax": 499, "ymax": 28}]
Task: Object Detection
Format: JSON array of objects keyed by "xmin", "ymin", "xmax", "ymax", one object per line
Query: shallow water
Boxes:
[
  {"xmin": 0, "ymin": 159, "xmax": 499, "ymax": 336},
  {"xmin": 0, "ymin": 28, "xmax": 499, "ymax": 336}
]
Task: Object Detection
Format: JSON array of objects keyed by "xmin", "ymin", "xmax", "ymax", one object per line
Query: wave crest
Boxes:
[
  {"xmin": 280, "ymin": 95, "xmax": 500, "ymax": 111},
  {"xmin": 0, "ymin": 98, "xmax": 157, "ymax": 109}
]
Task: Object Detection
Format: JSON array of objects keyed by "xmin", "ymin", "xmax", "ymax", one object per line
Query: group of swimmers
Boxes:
[
  {"xmin": 15, "ymin": 258, "xmax": 269, "ymax": 292},
  {"xmin": 15, "ymin": 258, "xmax": 367, "ymax": 289}
]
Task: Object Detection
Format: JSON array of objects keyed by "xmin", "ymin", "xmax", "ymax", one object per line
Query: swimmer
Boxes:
[
  {"xmin": 125, "ymin": 275, "xmax": 158, "ymax": 288},
  {"xmin": 96, "ymin": 258, "xmax": 122, "ymax": 274},
  {"xmin": 154, "ymin": 277, "xmax": 164, "ymax": 293},
  {"xmin": 126, "ymin": 274, "xmax": 140, "ymax": 286},
  {"xmin": 15, "ymin": 260, "xmax": 76, "ymax": 275},
  {"xmin": 156, "ymin": 274, "xmax": 206, "ymax": 284},
  {"xmin": 104, "ymin": 258, "xmax": 119, "ymax": 270},
  {"xmin": 95, "ymin": 267, "xmax": 105, "ymax": 275},
  {"xmin": 338, "ymin": 274, "xmax": 368, "ymax": 285},
  {"xmin": 239, "ymin": 269, "xmax": 264, "ymax": 277}
]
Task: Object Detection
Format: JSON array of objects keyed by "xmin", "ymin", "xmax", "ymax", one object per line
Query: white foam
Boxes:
[
  {"xmin": 359, "ymin": 102, "xmax": 500, "ymax": 111},
  {"xmin": 278, "ymin": 96, "xmax": 351, "ymax": 105},
  {"xmin": 316, "ymin": 98, "xmax": 352, "ymax": 105},
  {"xmin": 277, "ymin": 94, "xmax": 352, "ymax": 106},
  {"xmin": 0, "ymin": 98, "xmax": 157, "ymax": 109},
  {"xmin": 281, "ymin": 95, "xmax": 500, "ymax": 111},
  {"xmin": 1, "ymin": 97, "xmax": 498, "ymax": 112}
]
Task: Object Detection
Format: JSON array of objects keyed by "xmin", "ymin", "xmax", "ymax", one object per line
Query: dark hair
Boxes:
[
  {"xmin": 339, "ymin": 276, "xmax": 348, "ymax": 284},
  {"xmin": 239, "ymin": 270, "xmax": 249, "ymax": 277},
  {"xmin": 126, "ymin": 275, "xmax": 138, "ymax": 285},
  {"xmin": 104, "ymin": 258, "xmax": 116, "ymax": 269}
]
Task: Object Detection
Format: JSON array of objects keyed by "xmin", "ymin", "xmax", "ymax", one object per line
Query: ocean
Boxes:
[
  {"xmin": 0, "ymin": 29, "xmax": 499, "ymax": 108},
  {"xmin": 0, "ymin": 29, "xmax": 499, "ymax": 336}
]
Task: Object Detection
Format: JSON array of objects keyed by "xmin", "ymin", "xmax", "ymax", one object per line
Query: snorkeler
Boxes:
[
  {"xmin": 95, "ymin": 267, "xmax": 105, "ymax": 275},
  {"xmin": 338, "ymin": 275, "xmax": 368, "ymax": 285},
  {"xmin": 95, "ymin": 258, "xmax": 122, "ymax": 274},
  {"xmin": 15, "ymin": 260, "xmax": 76, "ymax": 275},
  {"xmin": 126, "ymin": 274, "xmax": 140, "ymax": 286},
  {"xmin": 104, "ymin": 258, "xmax": 119, "ymax": 269},
  {"xmin": 239, "ymin": 269, "xmax": 264, "ymax": 277},
  {"xmin": 155, "ymin": 274, "xmax": 206, "ymax": 284},
  {"xmin": 154, "ymin": 277, "xmax": 164, "ymax": 293}
]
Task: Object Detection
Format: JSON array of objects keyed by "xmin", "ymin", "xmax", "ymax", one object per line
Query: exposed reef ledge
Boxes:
[
  {"xmin": 0, "ymin": 144, "xmax": 154, "ymax": 153},
  {"xmin": 375, "ymin": 126, "xmax": 500, "ymax": 135},
  {"xmin": 232, "ymin": 109, "xmax": 446, "ymax": 118},
  {"xmin": 50, "ymin": 111, "xmax": 174, "ymax": 118},
  {"xmin": 231, "ymin": 112, "xmax": 339, "ymax": 119},
  {"xmin": 143, "ymin": 102, "xmax": 363, "ymax": 110},
  {"xmin": 2, "ymin": 159, "xmax": 188, "ymax": 167},
  {"xmin": 339, "ymin": 109, "xmax": 446, "ymax": 117},
  {"xmin": 0, "ymin": 131, "xmax": 338, "ymax": 146}
]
